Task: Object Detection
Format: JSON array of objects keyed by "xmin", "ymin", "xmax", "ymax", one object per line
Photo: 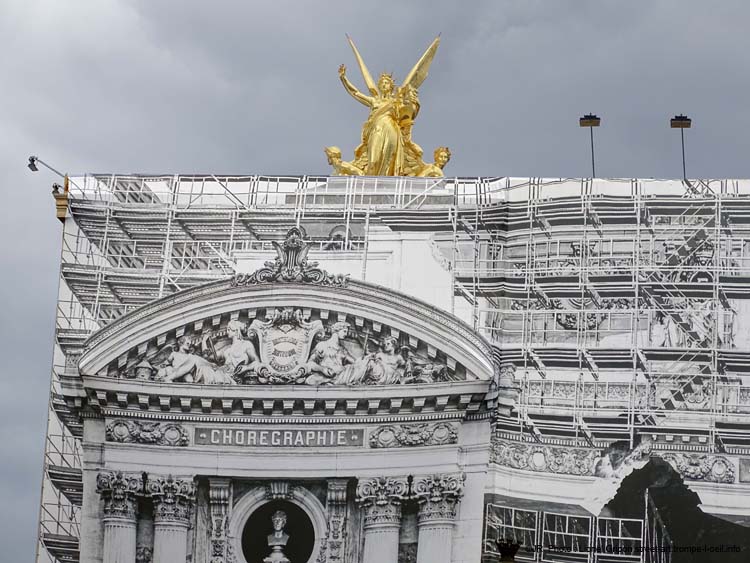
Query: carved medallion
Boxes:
[
  {"xmin": 106, "ymin": 420, "xmax": 189, "ymax": 447},
  {"xmin": 660, "ymin": 453, "xmax": 735, "ymax": 483},
  {"xmin": 369, "ymin": 423, "xmax": 458, "ymax": 448}
]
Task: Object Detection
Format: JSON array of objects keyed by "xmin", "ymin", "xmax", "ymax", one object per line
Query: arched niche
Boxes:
[{"xmin": 228, "ymin": 485, "xmax": 328, "ymax": 563}]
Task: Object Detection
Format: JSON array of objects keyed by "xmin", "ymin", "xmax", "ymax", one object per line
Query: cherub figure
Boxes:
[
  {"xmin": 156, "ymin": 336, "xmax": 235, "ymax": 385},
  {"xmin": 417, "ymin": 146, "xmax": 451, "ymax": 178},
  {"xmin": 324, "ymin": 146, "xmax": 364, "ymax": 176}
]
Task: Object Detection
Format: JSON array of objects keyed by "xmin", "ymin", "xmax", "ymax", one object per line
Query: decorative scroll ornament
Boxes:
[
  {"xmin": 491, "ymin": 439, "xmax": 599, "ymax": 476},
  {"xmin": 96, "ymin": 471, "xmax": 143, "ymax": 519},
  {"xmin": 369, "ymin": 423, "xmax": 457, "ymax": 448},
  {"xmin": 106, "ymin": 420, "xmax": 189, "ymax": 447},
  {"xmin": 231, "ymin": 227, "xmax": 349, "ymax": 288},
  {"xmin": 660, "ymin": 453, "xmax": 735, "ymax": 484},
  {"xmin": 324, "ymin": 479, "xmax": 348, "ymax": 563},
  {"xmin": 146, "ymin": 475, "xmax": 196, "ymax": 523},
  {"xmin": 411, "ymin": 473, "xmax": 465, "ymax": 523},
  {"xmin": 265, "ymin": 481, "xmax": 295, "ymax": 500},
  {"xmin": 355, "ymin": 476, "xmax": 409, "ymax": 527},
  {"xmin": 209, "ymin": 478, "xmax": 232, "ymax": 563}
]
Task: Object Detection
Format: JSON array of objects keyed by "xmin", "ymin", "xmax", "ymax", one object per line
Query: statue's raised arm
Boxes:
[{"xmin": 338, "ymin": 64, "xmax": 372, "ymax": 107}]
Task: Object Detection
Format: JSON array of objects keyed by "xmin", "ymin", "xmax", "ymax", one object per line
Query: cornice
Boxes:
[
  {"xmin": 100, "ymin": 409, "xmax": 471, "ymax": 425},
  {"xmin": 83, "ymin": 375, "xmax": 490, "ymax": 417}
]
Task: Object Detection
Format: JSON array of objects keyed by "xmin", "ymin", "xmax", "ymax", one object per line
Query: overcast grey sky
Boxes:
[{"xmin": 2, "ymin": 0, "xmax": 750, "ymax": 560}]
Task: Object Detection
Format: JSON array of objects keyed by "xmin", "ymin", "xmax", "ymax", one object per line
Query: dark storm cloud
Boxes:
[{"xmin": 2, "ymin": 0, "xmax": 749, "ymax": 559}]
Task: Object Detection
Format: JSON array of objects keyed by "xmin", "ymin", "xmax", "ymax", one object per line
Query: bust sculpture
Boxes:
[{"xmin": 264, "ymin": 510, "xmax": 291, "ymax": 563}]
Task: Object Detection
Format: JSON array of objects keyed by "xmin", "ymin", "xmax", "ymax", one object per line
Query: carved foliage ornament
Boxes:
[
  {"xmin": 355, "ymin": 476, "xmax": 410, "ymax": 527},
  {"xmin": 412, "ymin": 473, "xmax": 465, "ymax": 523},
  {"xmin": 135, "ymin": 547, "xmax": 152, "ymax": 563},
  {"xmin": 490, "ymin": 439, "xmax": 599, "ymax": 476},
  {"xmin": 96, "ymin": 471, "xmax": 144, "ymax": 520},
  {"xmin": 106, "ymin": 420, "xmax": 189, "ymax": 447},
  {"xmin": 325, "ymin": 479, "xmax": 348, "ymax": 563},
  {"xmin": 660, "ymin": 453, "xmax": 735, "ymax": 484},
  {"xmin": 369, "ymin": 423, "xmax": 458, "ymax": 448},
  {"xmin": 231, "ymin": 227, "xmax": 349, "ymax": 288},
  {"xmin": 356, "ymin": 473, "xmax": 464, "ymax": 527},
  {"xmin": 209, "ymin": 479, "xmax": 231, "ymax": 563},
  {"xmin": 146, "ymin": 475, "xmax": 196, "ymax": 523}
]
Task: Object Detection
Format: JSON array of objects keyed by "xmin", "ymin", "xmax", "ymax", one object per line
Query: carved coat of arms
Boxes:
[{"xmin": 249, "ymin": 308, "xmax": 325, "ymax": 384}]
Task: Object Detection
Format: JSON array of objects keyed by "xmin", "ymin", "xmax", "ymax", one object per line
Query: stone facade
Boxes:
[{"xmin": 52, "ymin": 211, "xmax": 750, "ymax": 563}]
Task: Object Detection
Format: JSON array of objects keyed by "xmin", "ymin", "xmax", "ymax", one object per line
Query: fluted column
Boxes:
[
  {"xmin": 356, "ymin": 477, "xmax": 409, "ymax": 563},
  {"xmin": 146, "ymin": 475, "xmax": 196, "ymax": 563},
  {"xmin": 412, "ymin": 474, "xmax": 465, "ymax": 563},
  {"xmin": 97, "ymin": 471, "xmax": 143, "ymax": 563}
]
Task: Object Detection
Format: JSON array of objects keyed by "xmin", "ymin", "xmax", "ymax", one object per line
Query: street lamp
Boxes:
[
  {"xmin": 579, "ymin": 114, "xmax": 601, "ymax": 178},
  {"xmin": 27, "ymin": 155, "xmax": 71, "ymax": 222},
  {"xmin": 670, "ymin": 114, "xmax": 691, "ymax": 180},
  {"xmin": 27, "ymin": 155, "xmax": 67, "ymax": 179}
]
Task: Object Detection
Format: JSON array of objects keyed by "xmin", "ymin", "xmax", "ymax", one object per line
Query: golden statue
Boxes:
[{"xmin": 325, "ymin": 35, "xmax": 450, "ymax": 177}]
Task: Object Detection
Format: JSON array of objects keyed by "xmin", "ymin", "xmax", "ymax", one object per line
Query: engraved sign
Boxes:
[{"xmin": 195, "ymin": 427, "xmax": 365, "ymax": 447}]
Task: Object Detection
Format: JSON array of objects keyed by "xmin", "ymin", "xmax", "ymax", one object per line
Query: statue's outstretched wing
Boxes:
[
  {"xmin": 401, "ymin": 35, "xmax": 441, "ymax": 90},
  {"xmin": 347, "ymin": 35, "xmax": 378, "ymax": 96}
]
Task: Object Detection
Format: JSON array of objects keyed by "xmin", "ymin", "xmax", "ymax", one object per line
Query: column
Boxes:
[
  {"xmin": 96, "ymin": 471, "xmax": 143, "ymax": 563},
  {"xmin": 208, "ymin": 477, "xmax": 232, "ymax": 563},
  {"xmin": 412, "ymin": 473, "xmax": 465, "ymax": 563},
  {"xmin": 356, "ymin": 477, "xmax": 409, "ymax": 563},
  {"xmin": 325, "ymin": 479, "xmax": 348, "ymax": 563},
  {"xmin": 146, "ymin": 475, "xmax": 196, "ymax": 563}
]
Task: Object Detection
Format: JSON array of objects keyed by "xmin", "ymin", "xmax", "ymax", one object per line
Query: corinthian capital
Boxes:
[
  {"xmin": 412, "ymin": 473, "xmax": 465, "ymax": 524},
  {"xmin": 96, "ymin": 471, "xmax": 144, "ymax": 520},
  {"xmin": 146, "ymin": 475, "xmax": 196, "ymax": 524},
  {"xmin": 355, "ymin": 476, "xmax": 409, "ymax": 528}
]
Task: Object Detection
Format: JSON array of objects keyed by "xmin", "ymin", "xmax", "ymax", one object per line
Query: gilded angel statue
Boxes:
[{"xmin": 325, "ymin": 35, "xmax": 450, "ymax": 177}]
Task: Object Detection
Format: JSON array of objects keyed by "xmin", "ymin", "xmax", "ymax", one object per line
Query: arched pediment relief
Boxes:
[{"xmin": 79, "ymin": 230, "xmax": 494, "ymax": 386}]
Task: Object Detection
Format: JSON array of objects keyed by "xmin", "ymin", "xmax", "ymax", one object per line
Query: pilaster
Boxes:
[
  {"xmin": 208, "ymin": 477, "xmax": 232, "ymax": 563},
  {"xmin": 324, "ymin": 479, "xmax": 349, "ymax": 563}
]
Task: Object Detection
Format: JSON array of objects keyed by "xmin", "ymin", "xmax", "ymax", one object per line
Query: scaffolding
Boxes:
[{"xmin": 37, "ymin": 175, "xmax": 750, "ymax": 562}]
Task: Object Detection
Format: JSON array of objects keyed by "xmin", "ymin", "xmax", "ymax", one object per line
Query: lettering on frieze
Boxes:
[{"xmin": 194, "ymin": 427, "xmax": 365, "ymax": 448}]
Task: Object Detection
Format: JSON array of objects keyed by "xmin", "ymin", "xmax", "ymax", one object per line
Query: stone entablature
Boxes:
[{"xmin": 73, "ymin": 376, "xmax": 491, "ymax": 419}]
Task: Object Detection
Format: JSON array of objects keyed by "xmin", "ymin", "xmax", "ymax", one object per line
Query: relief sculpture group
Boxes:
[{"xmin": 130, "ymin": 310, "xmax": 450, "ymax": 387}]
